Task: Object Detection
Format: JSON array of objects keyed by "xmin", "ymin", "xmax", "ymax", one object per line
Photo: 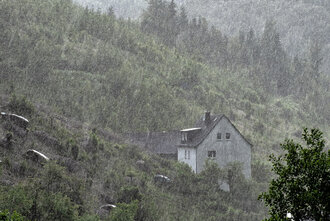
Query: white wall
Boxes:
[
  {"xmin": 178, "ymin": 147, "xmax": 197, "ymax": 173},
  {"xmin": 196, "ymin": 116, "xmax": 252, "ymax": 178}
]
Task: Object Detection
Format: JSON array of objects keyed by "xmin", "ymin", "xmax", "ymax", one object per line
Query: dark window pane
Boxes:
[{"xmin": 208, "ymin": 151, "xmax": 216, "ymax": 158}]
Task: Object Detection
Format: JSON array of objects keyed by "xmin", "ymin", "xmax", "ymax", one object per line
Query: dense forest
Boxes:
[{"xmin": 0, "ymin": 0, "xmax": 329, "ymax": 220}]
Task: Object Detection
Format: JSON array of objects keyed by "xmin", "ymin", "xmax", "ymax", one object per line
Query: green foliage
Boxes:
[
  {"xmin": 77, "ymin": 214, "xmax": 100, "ymax": 221},
  {"xmin": 259, "ymin": 128, "xmax": 330, "ymax": 220},
  {"xmin": 0, "ymin": 186, "xmax": 33, "ymax": 217},
  {"xmin": 0, "ymin": 210, "xmax": 25, "ymax": 221},
  {"xmin": 252, "ymin": 160, "xmax": 271, "ymax": 183},
  {"xmin": 67, "ymin": 138, "xmax": 79, "ymax": 160},
  {"xmin": 117, "ymin": 186, "xmax": 142, "ymax": 204},
  {"xmin": 170, "ymin": 162, "xmax": 196, "ymax": 194},
  {"xmin": 38, "ymin": 192, "xmax": 78, "ymax": 221},
  {"xmin": 8, "ymin": 94, "xmax": 34, "ymax": 116},
  {"xmin": 108, "ymin": 200, "xmax": 138, "ymax": 221},
  {"xmin": 0, "ymin": 0, "xmax": 329, "ymax": 136}
]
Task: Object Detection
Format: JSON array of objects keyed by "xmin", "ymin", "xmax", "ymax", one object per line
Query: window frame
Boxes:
[
  {"xmin": 208, "ymin": 150, "xmax": 216, "ymax": 158},
  {"xmin": 181, "ymin": 132, "xmax": 188, "ymax": 143},
  {"xmin": 185, "ymin": 150, "xmax": 190, "ymax": 160},
  {"xmin": 217, "ymin": 132, "xmax": 222, "ymax": 140},
  {"xmin": 226, "ymin": 133, "xmax": 231, "ymax": 140}
]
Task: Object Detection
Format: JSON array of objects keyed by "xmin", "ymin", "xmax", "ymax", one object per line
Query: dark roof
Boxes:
[
  {"xmin": 178, "ymin": 114, "xmax": 223, "ymax": 148},
  {"xmin": 125, "ymin": 113, "xmax": 252, "ymax": 154},
  {"xmin": 126, "ymin": 130, "xmax": 180, "ymax": 154},
  {"xmin": 179, "ymin": 114, "xmax": 252, "ymax": 148}
]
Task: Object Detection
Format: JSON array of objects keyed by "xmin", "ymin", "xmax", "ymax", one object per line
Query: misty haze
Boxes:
[{"xmin": 0, "ymin": 0, "xmax": 329, "ymax": 220}]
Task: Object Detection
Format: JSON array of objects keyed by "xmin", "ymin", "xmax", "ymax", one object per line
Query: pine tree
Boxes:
[
  {"xmin": 178, "ymin": 6, "xmax": 188, "ymax": 31},
  {"xmin": 308, "ymin": 40, "xmax": 323, "ymax": 81}
]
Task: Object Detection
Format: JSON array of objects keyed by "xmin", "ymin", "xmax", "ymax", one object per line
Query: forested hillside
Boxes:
[
  {"xmin": 176, "ymin": 0, "xmax": 330, "ymax": 75},
  {"xmin": 0, "ymin": 0, "xmax": 329, "ymax": 220},
  {"xmin": 73, "ymin": 0, "xmax": 330, "ymax": 75},
  {"xmin": 1, "ymin": 0, "xmax": 329, "ymax": 155}
]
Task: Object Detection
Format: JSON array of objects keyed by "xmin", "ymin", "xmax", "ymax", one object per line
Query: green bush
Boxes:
[
  {"xmin": 108, "ymin": 200, "xmax": 138, "ymax": 221},
  {"xmin": 38, "ymin": 192, "xmax": 78, "ymax": 221},
  {"xmin": 117, "ymin": 186, "xmax": 142, "ymax": 204},
  {"xmin": 77, "ymin": 214, "xmax": 100, "ymax": 221},
  {"xmin": 0, "ymin": 185, "xmax": 33, "ymax": 217},
  {"xmin": 0, "ymin": 210, "xmax": 25, "ymax": 221},
  {"xmin": 8, "ymin": 94, "xmax": 34, "ymax": 116}
]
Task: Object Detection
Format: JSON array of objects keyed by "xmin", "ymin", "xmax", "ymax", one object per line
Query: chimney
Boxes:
[{"xmin": 204, "ymin": 111, "xmax": 211, "ymax": 125}]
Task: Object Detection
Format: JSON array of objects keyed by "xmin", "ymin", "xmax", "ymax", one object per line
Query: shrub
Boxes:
[
  {"xmin": 108, "ymin": 200, "xmax": 139, "ymax": 221},
  {"xmin": 0, "ymin": 210, "xmax": 25, "ymax": 221},
  {"xmin": 67, "ymin": 138, "xmax": 79, "ymax": 160},
  {"xmin": 18, "ymin": 160, "xmax": 27, "ymax": 177},
  {"xmin": 117, "ymin": 186, "xmax": 142, "ymax": 204},
  {"xmin": 3, "ymin": 157, "xmax": 12, "ymax": 170},
  {"xmin": 77, "ymin": 214, "xmax": 100, "ymax": 221},
  {"xmin": 8, "ymin": 94, "xmax": 34, "ymax": 116},
  {"xmin": 0, "ymin": 185, "xmax": 33, "ymax": 217},
  {"xmin": 38, "ymin": 192, "xmax": 78, "ymax": 221}
]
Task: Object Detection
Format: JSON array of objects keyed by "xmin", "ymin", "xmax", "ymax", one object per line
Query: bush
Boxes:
[
  {"xmin": 108, "ymin": 200, "xmax": 139, "ymax": 221},
  {"xmin": 117, "ymin": 186, "xmax": 142, "ymax": 204},
  {"xmin": 67, "ymin": 138, "xmax": 79, "ymax": 160},
  {"xmin": 8, "ymin": 94, "xmax": 34, "ymax": 116},
  {"xmin": 38, "ymin": 192, "xmax": 78, "ymax": 221},
  {"xmin": 0, "ymin": 210, "xmax": 25, "ymax": 221},
  {"xmin": 0, "ymin": 185, "xmax": 33, "ymax": 217},
  {"xmin": 77, "ymin": 214, "xmax": 100, "ymax": 221},
  {"xmin": 3, "ymin": 157, "xmax": 12, "ymax": 170},
  {"xmin": 18, "ymin": 161, "xmax": 27, "ymax": 177}
]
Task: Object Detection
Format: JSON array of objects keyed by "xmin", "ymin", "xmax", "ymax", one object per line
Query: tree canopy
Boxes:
[{"xmin": 259, "ymin": 128, "xmax": 330, "ymax": 221}]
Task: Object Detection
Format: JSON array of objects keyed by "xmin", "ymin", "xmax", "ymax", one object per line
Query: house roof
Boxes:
[
  {"xmin": 126, "ymin": 130, "xmax": 180, "ymax": 154},
  {"xmin": 178, "ymin": 114, "xmax": 252, "ymax": 148},
  {"xmin": 125, "ymin": 113, "xmax": 252, "ymax": 155}
]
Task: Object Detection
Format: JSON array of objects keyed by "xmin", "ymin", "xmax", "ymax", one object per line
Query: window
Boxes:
[
  {"xmin": 181, "ymin": 132, "xmax": 188, "ymax": 143},
  {"xmin": 217, "ymin": 132, "xmax": 222, "ymax": 140},
  {"xmin": 226, "ymin": 133, "xmax": 231, "ymax": 139},
  {"xmin": 185, "ymin": 150, "xmax": 190, "ymax": 159},
  {"xmin": 208, "ymin": 151, "xmax": 216, "ymax": 158}
]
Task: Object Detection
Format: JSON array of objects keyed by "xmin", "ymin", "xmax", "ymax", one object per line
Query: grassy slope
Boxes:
[{"xmin": 0, "ymin": 94, "xmax": 267, "ymax": 220}]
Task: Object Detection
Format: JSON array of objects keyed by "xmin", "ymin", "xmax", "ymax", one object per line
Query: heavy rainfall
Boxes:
[{"xmin": 0, "ymin": 0, "xmax": 329, "ymax": 220}]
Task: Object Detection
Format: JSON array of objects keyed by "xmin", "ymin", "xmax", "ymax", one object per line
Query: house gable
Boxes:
[{"xmin": 195, "ymin": 115, "xmax": 252, "ymax": 178}]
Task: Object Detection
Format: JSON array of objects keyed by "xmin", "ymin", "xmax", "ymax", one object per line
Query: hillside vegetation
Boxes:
[
  {"xmin": 0, "ymin": 0, "xmax": 329, "ymax": 220},
  {"xmin": 177, "ymin": 0, "xmax": 330, "ymax": 73},
  {"xmin": 73, "ymin": 0, "xmax": 330, "ymax": 75},
  {"xmin": 1, "ymin": 0, "xmax": 329, "ymax": 153},
  {"xmin": 0, "ymin": 95, "xmax": 267, "ymax": 220}
]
